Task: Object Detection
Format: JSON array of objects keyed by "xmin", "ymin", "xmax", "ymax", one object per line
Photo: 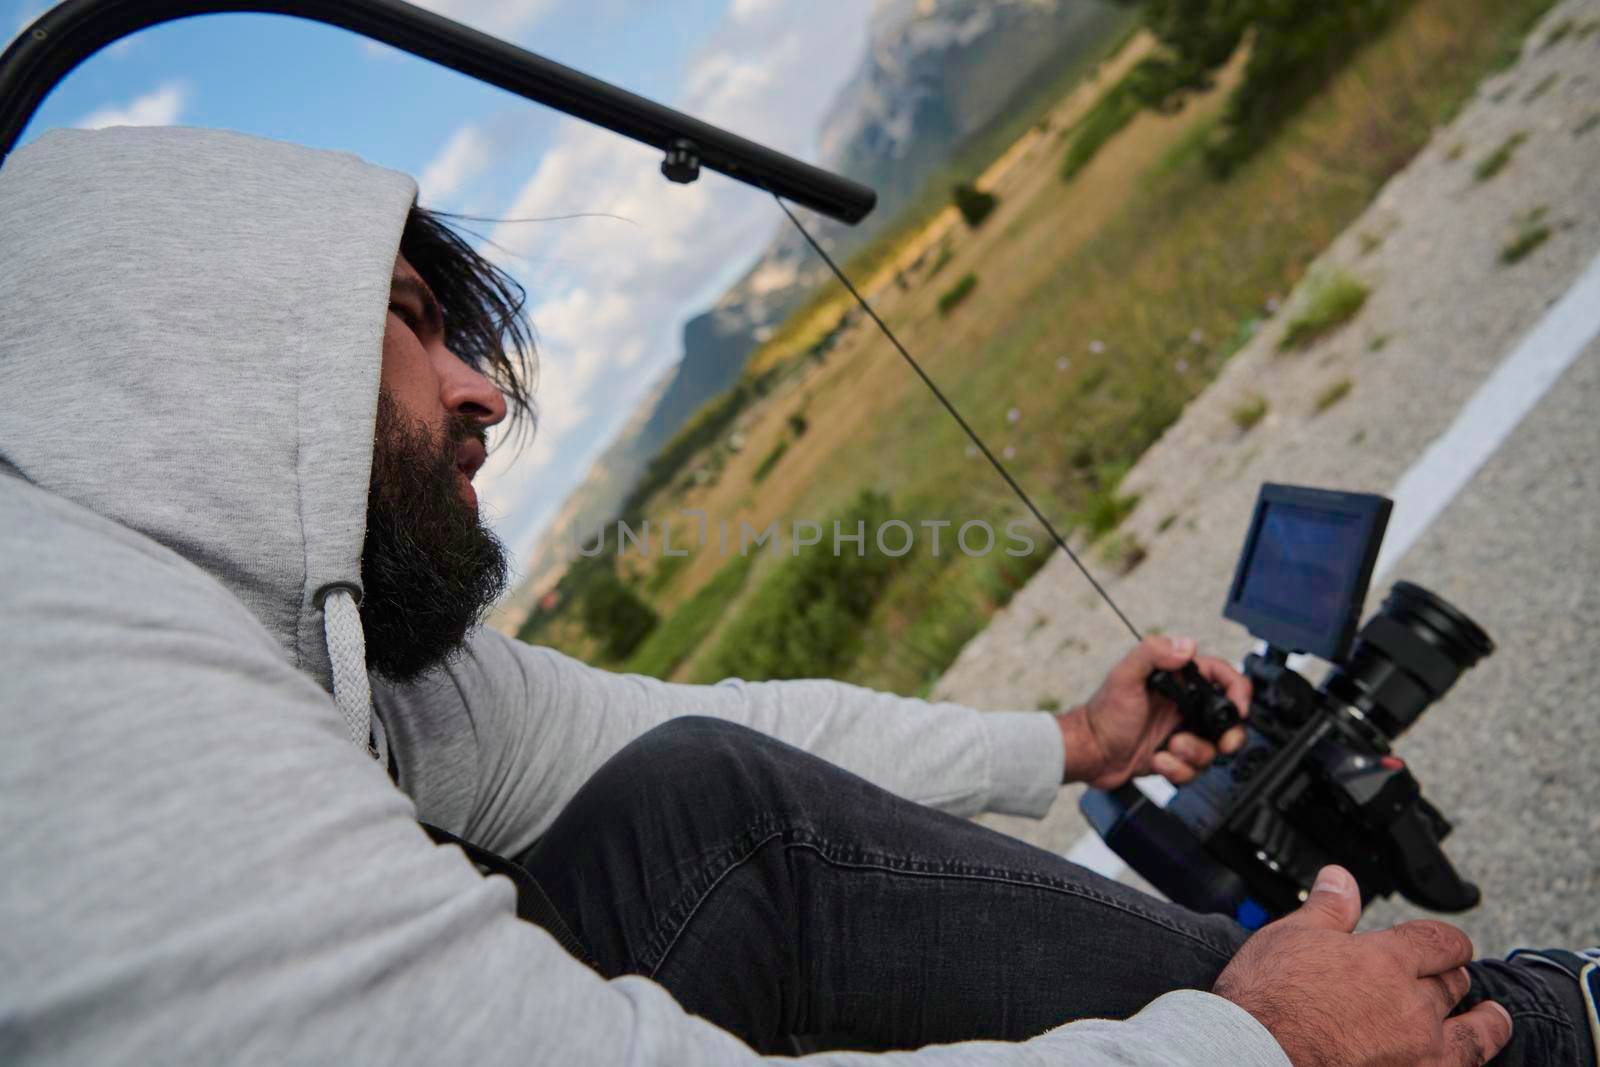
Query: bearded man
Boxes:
[{"xmin": 2, "ymin": 127, "xmax": 1593, "ymax": 1067}]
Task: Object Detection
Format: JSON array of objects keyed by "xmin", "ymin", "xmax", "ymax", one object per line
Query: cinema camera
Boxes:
[{"xmin": 1081, "ymin": 483, "xmax": 1494, "ymax": 929}]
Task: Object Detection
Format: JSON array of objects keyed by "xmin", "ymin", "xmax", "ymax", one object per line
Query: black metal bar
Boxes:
[{"xmin": 0, "ymin": 0, "xmax": 877, "ymax": 225}]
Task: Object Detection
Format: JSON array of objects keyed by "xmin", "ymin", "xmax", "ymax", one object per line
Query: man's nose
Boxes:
[{"xmin": 439, "ymin": 351, "xmax": 508, "ymax": 428}]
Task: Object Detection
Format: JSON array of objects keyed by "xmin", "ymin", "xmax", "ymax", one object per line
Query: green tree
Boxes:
[
  {"xmin": 580, "ymin": 566, "xmax": 659, "ymax": 660},
  {"xmin": 951, "ymin": 182, "xmax": 998, "ymax": 228},
  {"xmin": 1116, "ymin": 0, "xmax": 1398, "ymax": 176}
]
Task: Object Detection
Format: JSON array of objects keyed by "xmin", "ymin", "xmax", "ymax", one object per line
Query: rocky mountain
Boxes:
[{"xmin": 511, "ymin": 0, "xmax": 1124, "ymax": 602}]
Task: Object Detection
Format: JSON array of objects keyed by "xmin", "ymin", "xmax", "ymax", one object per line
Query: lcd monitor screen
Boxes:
[
  {"xmin": 1236, "ymin": 502, "xmax": 1368, "ymax": 633},
  {"xmin": 1224, "ymin": 486, "xmax": 1389, "ymax": 659}
]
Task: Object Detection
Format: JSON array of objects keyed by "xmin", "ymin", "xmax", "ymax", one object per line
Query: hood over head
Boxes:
[{"xmin": 0, "ymin": 126, "xmax": 418, "ymax": 702}]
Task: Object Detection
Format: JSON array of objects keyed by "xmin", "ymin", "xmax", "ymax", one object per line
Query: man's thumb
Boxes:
[
  {"xmin": 1288, "ymin": 866, "xmax": 1361, "ymax": 933},
  {"xmin": 1135, "ymin": 634, "xmax": 1196, "ymax": 674}
]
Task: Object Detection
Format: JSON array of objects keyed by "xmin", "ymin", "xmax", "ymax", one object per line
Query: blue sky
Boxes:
[{"xmin": 4, "ymin": 0, "xmax": 872, "ymax": 573}]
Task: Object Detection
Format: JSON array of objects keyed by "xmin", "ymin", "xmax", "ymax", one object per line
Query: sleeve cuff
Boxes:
[
  {"xmin": 1039, "ymin": 990, "xmax": 1292, "ymax": 1067},
  {"xmin": 980, "ymin": 711, "xmax": 1064, "ymax": 818}
]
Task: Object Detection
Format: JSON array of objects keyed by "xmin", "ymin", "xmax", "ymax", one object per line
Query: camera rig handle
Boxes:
[
  {"xmin": 1148, "ymin": 662, "xmax": 1242, "ymax": 742},
  {"xmin": 1321, "ymin": 750, "xmax": 1482, "ymax": 913},
  {"xmin": 1387, "ymin": 806, "xmax": 1481, "ymax": 911}
]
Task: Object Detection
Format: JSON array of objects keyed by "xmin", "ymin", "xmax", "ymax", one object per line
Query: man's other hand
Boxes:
[
  {"xmin": 1214, "ymin": 865, "xmax": 1512, "ymax": 1066},
  {"xmin": 1056, "ymin": 635, "xmax": 1249, "ymax": 788}
]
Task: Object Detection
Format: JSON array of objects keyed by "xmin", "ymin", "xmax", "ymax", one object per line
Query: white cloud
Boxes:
[
  {"xmin": 485, "ymin": 131, "xmax": 760, "ymax": 396},
  {"xmin": 418, "ymin": 0, "xmax": 558, "ymax": 32},
  {"xmin": 471, "ymin": 2, "xmax": 870, "ymax": 560},
  {"xmin": 683, "ymin": 52, "xmax": 777, "ymax": 123},
  {"xmin": 730, "ymin": 0, "xmax": 781, "ymax": 22},
  {"xmin": 365, "ymin": 0, "xmax": 557, "ymax": 42},
  {"xmin": 474, "ymin": 311, "xmax": 613, "ymax": 544},
  {"xmin": 76, "ymin": 82, "xmax": 187, "ymax": 130},
  {"xmin": 685, "ymin": 6, "xmax": 865, "ymax": 156},
  {"xmin": 418, "ymin": 125, "xmax": 494, "ymax": 205}
]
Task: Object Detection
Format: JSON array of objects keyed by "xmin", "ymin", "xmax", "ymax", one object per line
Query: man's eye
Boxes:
[{"xmin": 389, "ymin": 303, "xmax": 419, "ymax": 329}]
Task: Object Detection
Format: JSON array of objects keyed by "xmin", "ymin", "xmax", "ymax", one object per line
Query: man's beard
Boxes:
[{"xmin": 359, "ymin": 390, "xmax": 509, "ymax": 682}]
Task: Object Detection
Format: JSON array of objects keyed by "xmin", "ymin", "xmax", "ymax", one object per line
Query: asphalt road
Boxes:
[{"xmin": 1356, "ymin": 329, "xmax": 1598, "ymax": 948}]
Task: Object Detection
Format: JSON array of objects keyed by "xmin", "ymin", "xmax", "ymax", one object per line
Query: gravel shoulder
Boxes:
[{"xmin": 933, "ymin": 0, "xmax": 1600, "ymax": 951}]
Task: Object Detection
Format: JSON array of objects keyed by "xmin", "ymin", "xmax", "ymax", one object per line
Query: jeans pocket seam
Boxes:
[{"xmin": 643, "ymin": 819, "xmax": 805, "ymax": 976}]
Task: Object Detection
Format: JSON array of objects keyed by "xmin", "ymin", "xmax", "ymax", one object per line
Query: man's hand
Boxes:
[
  {"xmin": 1056, "ymin": 635, "xmax": 1249, "ymax": 788},
  {"xmin": 1214, "ymin": 865, "xmax": 1513, "ymax": 1066}
]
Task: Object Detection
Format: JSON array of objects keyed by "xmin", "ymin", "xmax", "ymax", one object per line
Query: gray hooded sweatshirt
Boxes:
[{"xmin": 0, "ymin": 126, "xmax": 1288, "ymax": 1066}]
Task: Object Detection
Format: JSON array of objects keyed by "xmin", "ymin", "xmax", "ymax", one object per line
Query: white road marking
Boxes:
[
  {"xmin": 1065, "ymin": 248, "xmax": 1600, "ymax": 883},
  {"xmin": 1372, "ymin": 249, "xmax": 1600, "ymax": 584}
]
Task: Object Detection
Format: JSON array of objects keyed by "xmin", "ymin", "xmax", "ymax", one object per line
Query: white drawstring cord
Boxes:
[{"xmin": 316, "ymin": 583, "xmax": 379, "ymax": 760}]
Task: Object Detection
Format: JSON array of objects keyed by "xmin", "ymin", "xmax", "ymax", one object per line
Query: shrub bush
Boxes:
[
  {"xmin": 938, "ymin": 273, "xmax": 979, "ymax": 315},
  {"xmin": 952, "ymin": 182, "xmax": 999, "ymax": 227},
  {"xmin": 1061, "ymin": 75, "xmax": 1145, "ymax": 181},
  {"xmin": 1231, "ymin": 393, "xmax": 1268, "ymax": 431},
  {"xmin": 695, "ymin": 490, "xmax": 904, "ymax": 682},
  {"xmin": 624, "ymin": 553, "xmax": 754, "ymax": 679},
  {"xmin": 579, "ymin": 567, "xmax": 659, "ymax": 660},
  {"xmin": 1474, "ymin": 130, "xmax": 1529, "ymax": 182},
  {"xmin": 1500, "ymin": 219, "xmax": 1551, "ymax": 264},
  {"xmin": 1313, "ymin": 377, "xmax": 1354, "ymax": 414},
  {"xmin": 752, "ymin": 439, "xmax": 789, "ymax": 483},
  {"xmin": 1078, "ymin": 487, "xmax": 1140, "ymax": 540},
  {"xmin": 1279, "ymin": 271, "xmax": 1370, "ymax": 351}
]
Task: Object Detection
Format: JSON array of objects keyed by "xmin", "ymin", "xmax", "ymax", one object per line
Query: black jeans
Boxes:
[{"xmin": 515, "ymin": 718, "xmax": 1586, "ymax": 1062}]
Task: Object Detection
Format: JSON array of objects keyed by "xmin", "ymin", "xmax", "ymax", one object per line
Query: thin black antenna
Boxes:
[{"xmin": 770, "ymin": 193, "xmax": 1145, "ymax": 644}]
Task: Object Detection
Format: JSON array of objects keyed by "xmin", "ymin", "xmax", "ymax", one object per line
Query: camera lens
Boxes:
[{"xmin": 1324, "ymin": 582, "xmax": 1494, "ymax": 739}]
